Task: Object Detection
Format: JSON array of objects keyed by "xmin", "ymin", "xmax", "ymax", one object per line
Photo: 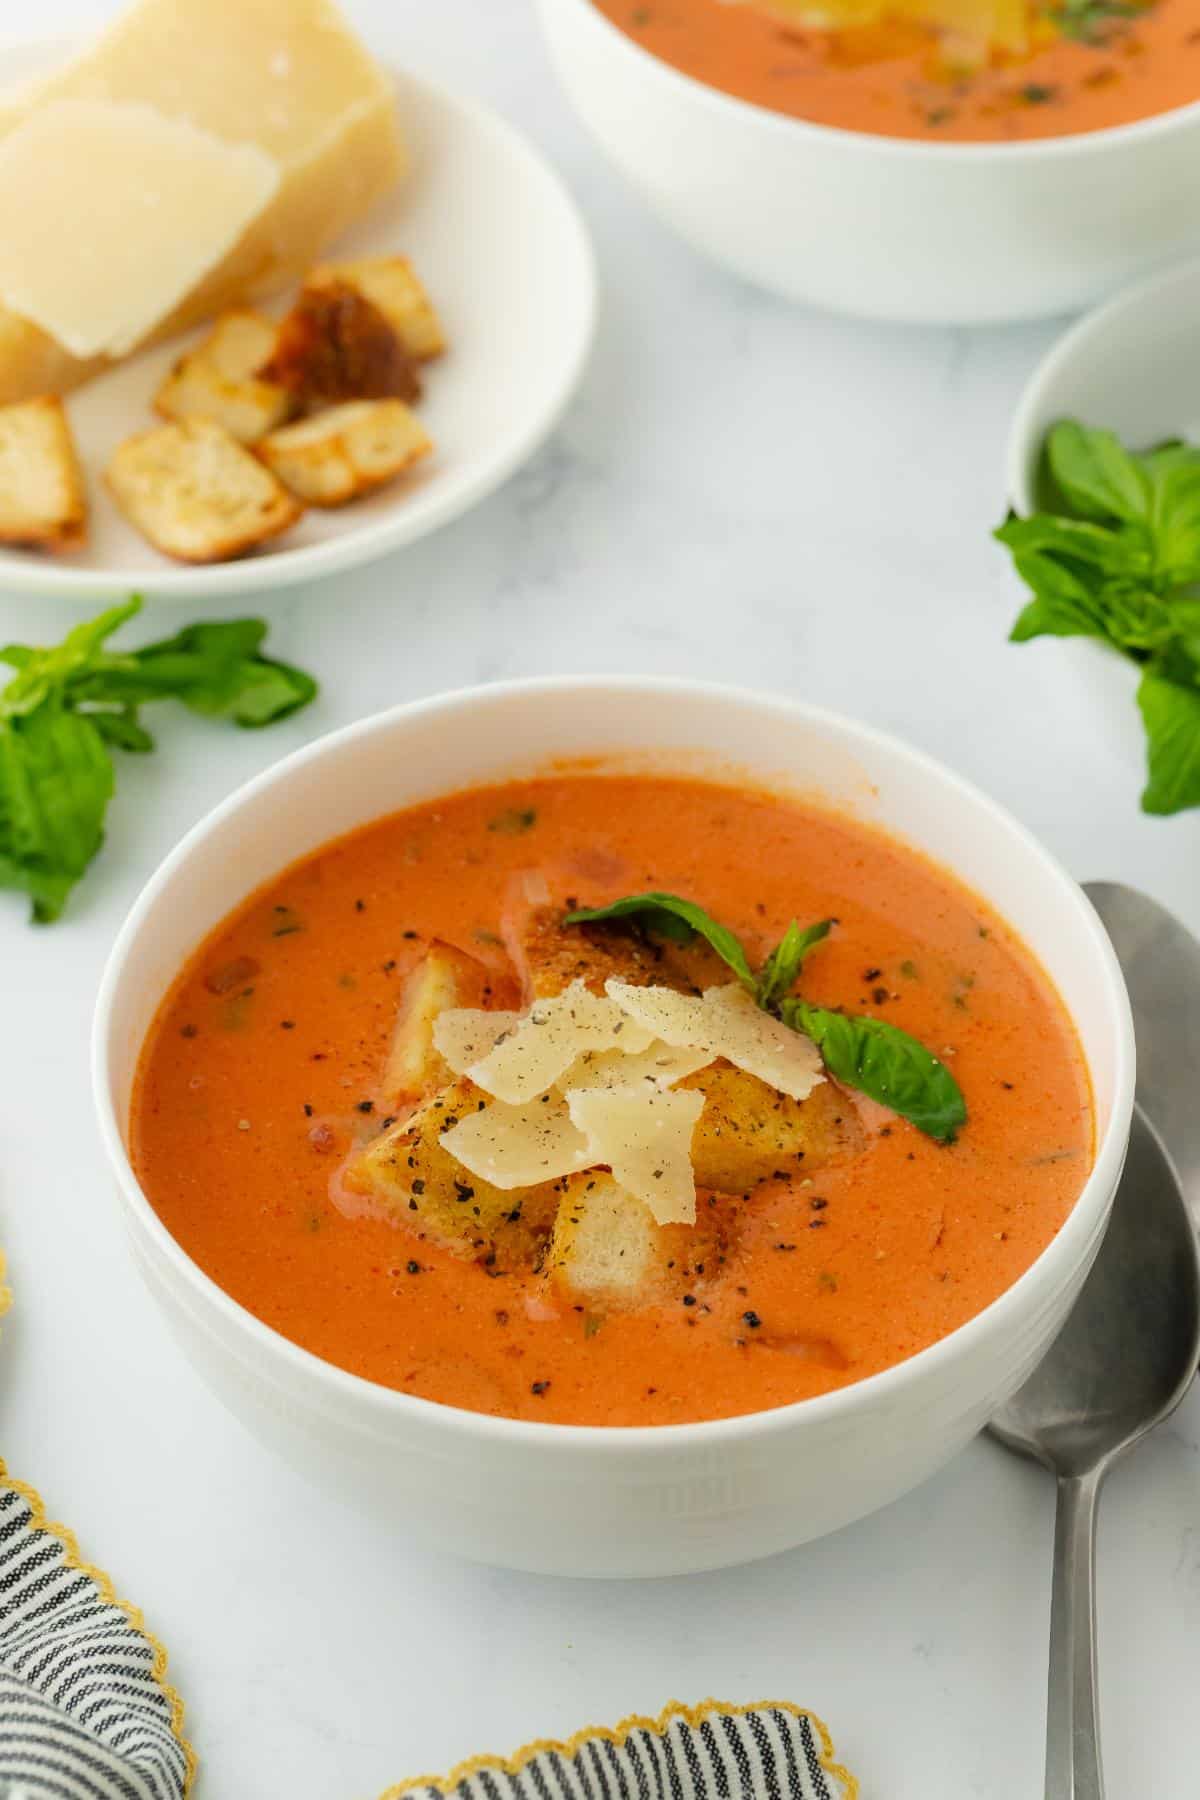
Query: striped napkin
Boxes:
[{"xmin": 0, "ymin": 1267, "xmax": 856, "ymax": 1800}]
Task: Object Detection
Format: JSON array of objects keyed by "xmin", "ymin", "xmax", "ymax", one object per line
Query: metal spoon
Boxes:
[
  {"xmin": 1084, "ymin": 881, "xmax": 1200, "ymax": 1211},
  {"xmin": 990, "ymin": 1105, "xmax": 1200, "ymax": 1800}
]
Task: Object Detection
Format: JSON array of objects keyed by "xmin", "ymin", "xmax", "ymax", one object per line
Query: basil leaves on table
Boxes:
[
  {"xmin": 0, "ymin": 595, "xmax": 317, "ymax": 923},
  {"xmin": 996, "ymin": 419, "xmax": 1200, "ymax": 816},
  {"xmin": 564, "ymin": 891, "xmax": 966, "ymax": 1141}
]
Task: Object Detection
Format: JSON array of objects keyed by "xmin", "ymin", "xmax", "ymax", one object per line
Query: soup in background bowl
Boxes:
[
  {"xmin": 538, "ymin": 0, "xmax": 1200, "ymax": 323},
  {"xmin": 93, "ymin": 680, "xmax": 1134, "ymax": 1576}
]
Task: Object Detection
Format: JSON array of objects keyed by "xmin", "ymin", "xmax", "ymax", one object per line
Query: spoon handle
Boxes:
[{"xmin": 1046, "ymin": 1469, "xmax": 1105, "ymax": 1800}]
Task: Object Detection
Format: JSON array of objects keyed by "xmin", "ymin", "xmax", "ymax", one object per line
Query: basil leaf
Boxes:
[
  {"xmin": 757, "ymin": 918, "xmax": 832, "ymax": 1010},
  {"xmin": 994, "ymin": 512, "xmax": 1151, "ymax": 580},
  {"xmin": 1046, "ymin": 421, "xmax": 1151, "ymax": 524},
  {"xmin": 73, "ymin": 618, "xmax": 317, "ymax": 728},
  {"xmin": 1146, "ymin": 455, "xmax": 1200, "ymax": 586},
  {"xmin": 782, "ymin": 999, "xmax": 967, "ymax": 1142},
  {"xmin": 1138, "ymin": 653, "xmax": 1200, "ymax": 816},
  {"xmin": 563, "ymin": 891, "xmax": 755, "ymax": 986},
  {"xmin": 0, "ymin": 706, "xmax": 114, "ymax": 922}
]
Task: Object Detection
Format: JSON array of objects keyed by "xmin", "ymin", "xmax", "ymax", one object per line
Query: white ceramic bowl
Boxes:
[
  {"xmin": 92, "ymin": 679, "xmax": 1134, "ymax": 1577},
  {"xmin": 1005, "ymin": 256, "xmax": 1200, "ymax": 777},
  {"xmin": 538, "ymin": 0, "xmax": 1200, "ymax": 326}
]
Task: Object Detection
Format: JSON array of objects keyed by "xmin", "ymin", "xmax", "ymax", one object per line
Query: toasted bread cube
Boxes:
[
  {"xmin": 308, "ymin": 255, "xmax": 445, "ymax": 360},
  {"xmin": 258, "ymin": 400, "xmax": 431, "ymax": 507},
  {"xmin": 155, "ymin": 311, "xmax": 292, "ymax": 444},
  {"xmin": 684, "ymin": 1061, "xmax": 862, "ymax": 1194},
  {"xmin": 381, "ymin": 943, "xmax": 495, "ymax": 1108},
  {"xmin": 345, "ymin": 1077, "xmax": 561, "ymax": 1269},
  {"xmin": 261, "ymin": 282, "xmax": 421, "ymax": 409},
  {"xmin": 0, "ymin": 395, "xmax": 87, "ymax": 549},
  {"xmin": 107, "ymin": 417, "xmax": 302, "ymax": 563},
  {"xmin": 545, "ymin": 1174, "xmax": 662, "ymax": 1306}
]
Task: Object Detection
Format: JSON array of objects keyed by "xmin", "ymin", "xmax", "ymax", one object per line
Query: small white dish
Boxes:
[
  {"xmin": 93, "ymin": 678, "xmax": 1134, "ymax": 1578},
  {"xmin": 1005, "ymin": 255, "xmax": 1200, "ymax": 775},
  {"xmin": 0, "ymin": 46, "xmax": 596, "ymax": 603},
  {"xmin": 539, "ymin": 0, "xmax": 1200, "ymax": 326}
]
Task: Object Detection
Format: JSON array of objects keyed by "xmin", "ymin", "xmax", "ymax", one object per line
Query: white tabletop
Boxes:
[{"xmin": 4, "ymin": 4, "xmax": 1200, "ymax": 1796}]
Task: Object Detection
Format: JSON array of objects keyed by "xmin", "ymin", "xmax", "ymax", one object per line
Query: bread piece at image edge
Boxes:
[
  {"xmin": 0, "ymin": 394, "xmax": 87, "ymax": 550},
  {"xmin": 258, "ymin": 398, "xmax": 432, "ymax": 507},
  {"xmin": 107, "ymin": 416, "xmax": 302, "ymax": 562},
  {"xmin": 306, "ymin": 256, "xmax": 446, "ymax": 361},
  {"xmin": 155, "ymin": 310, "xmax": 292, "ymax": 444}
]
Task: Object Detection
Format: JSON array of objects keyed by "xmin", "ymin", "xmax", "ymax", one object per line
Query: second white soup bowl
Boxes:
[
  {"xmin": 93, "ymin": 680, "xmax": 1133, "ymax": 1577},
  {"xmin": 538, "ymin": 0, "xmax": 1200, "ymax": 326}
]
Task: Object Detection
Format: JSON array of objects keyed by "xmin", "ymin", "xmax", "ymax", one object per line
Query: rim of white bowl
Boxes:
[
  {"xmin": 556, "ymin": 0, "xmax": 1200, "ymax": 163},
  {"xmin": 92, "ymin": 675, "xmax": 1135, "ymax": 1455},
  {"xmin": 0, "ymin": 47, "xmax": 598, "ymax": 602},
  {"xmin": 1006, "ymin": 250, "xmax": 1200, "ymax": 515}
]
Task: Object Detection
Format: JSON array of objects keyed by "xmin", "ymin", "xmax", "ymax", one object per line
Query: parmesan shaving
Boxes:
[
  {"xmin": 606, "ymin": 979, "xmax": 824, "ymax": 1102},
  {"xmin": 458, "ymin": 980, "xmax": 654, "ymax": 1104},
  {"xmin": 565, "ymin": 1085, "xmax": 705, "ymax": 1226},
  {"xmin": 558, "ymin": 1041, "xmax": 714, "ymax": 1094},
  {"xmin": 433, "ymin": 1007, "xmax": 522, "ymax": 1075},
  {"xmin": 440, "ymin": 1095, "xmax": 592, "ymax": 1190}
]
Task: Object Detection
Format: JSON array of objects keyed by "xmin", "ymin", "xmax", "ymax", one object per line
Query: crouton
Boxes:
[
  {"xmin": 307, "ymin": 255, "xmax": 446, "ymax": 361},
  {"xmin": 0, "ymin": 395, "xmax": 87, "ymax": 549},
  {"xmin": 546, "ymin": 1172, "xmax": 739, "ymax": 1310},
  {"xmin": 684, "ymin": 1060, "xmax": 862, "ymax": 1194},
  {"xmin": 155, "ymin": 311, "xmax": 292, "ymax": 444},
  {"xmin": 261, "ymin": 281, "xmax": 420, "ymax": 409},
  {"xmin": 380, "ymin": 943, "xmax": 496, "ymax": 1110},
  {"xmin": 258, "ymin": 399, "xmax": 431, "ymax": 507},
  {"xmin": 514, "ymin": 904, "xmax": 728, "ymax": 1003},
  {"xmin": 106, "ymin": 417, "xmax": 302, "ymax": 563},
  {"xmin": 345, "ymin": 1077, "xmax": 561, "ymax": 1269}
]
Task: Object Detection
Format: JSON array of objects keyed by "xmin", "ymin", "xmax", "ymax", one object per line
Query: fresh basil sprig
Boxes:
[
  {"xmin": 0, "ymin": 596, "xmax": 317, "ymax": 923},
  {"xmin": 563, "ymin": 891, "xmax": 966, "ymax": 1141},
  {"xmin": 996, "ymin": 419, "xmax": 1200, "ymax": 816}
]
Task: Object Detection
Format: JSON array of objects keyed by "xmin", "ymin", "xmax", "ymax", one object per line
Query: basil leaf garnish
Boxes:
[
  {"xmin": 756, "ymin": 918, "xmax": 832, "ymax": 1010},
  {"xmin": 781, "ymin": 1000, "xmax": 966, "ymax": 1143},
  {"xmin": 563, "ymin": 891, "xmax": 755, "ymax": 986}
]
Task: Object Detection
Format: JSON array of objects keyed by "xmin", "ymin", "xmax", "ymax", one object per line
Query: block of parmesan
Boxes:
[
  {"xmin": 0, "ymin": 103, "xmax": 279, "ymax": 361},
  {"xmin": 0, "ymin": 0, "xmax": 404, "ymax": 403}
]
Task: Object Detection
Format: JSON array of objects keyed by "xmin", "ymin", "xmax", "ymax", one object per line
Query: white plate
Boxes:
[
  {"xmin": 0, "ymin": 44, "xmax": 597, "ymax": 602},
  {"xmin": 1005, "ymin": 255, "xmax": 1200, "ymax": 777}
]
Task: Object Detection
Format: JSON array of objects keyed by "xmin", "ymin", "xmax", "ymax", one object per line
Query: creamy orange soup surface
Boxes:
[
  {"xmin": 132, "ymin": 774, "xmax": 1092, "ymax": 1427},
  {"xmin": 594, "ymin": 0, "xmax": 1200, "ymax": 142}
]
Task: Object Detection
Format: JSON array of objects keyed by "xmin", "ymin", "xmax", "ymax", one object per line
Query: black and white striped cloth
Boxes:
[
  {"xmin": 0, "ymin": 1464, "xmax": 853, "ymax": 1800},
  {"xmin": 0, "ymin": 1469, "xmax": 191, "ymax": 1800}
]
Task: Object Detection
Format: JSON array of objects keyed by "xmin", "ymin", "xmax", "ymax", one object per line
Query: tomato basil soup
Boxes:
[
  {"xmin": 594, "ymin": 0, "xmax": 1200, "ymax": 143},
  {"xmin": 132, "ymin": 774, "xmax": 1091, "ymax": 1427}
]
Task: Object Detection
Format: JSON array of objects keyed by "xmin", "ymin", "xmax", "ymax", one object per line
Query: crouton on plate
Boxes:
[
  {"xmin": 261, "ymin": 281, "xmax": 421, "ymax": 409},
  {"xmin": 0, "ymin": 395, "xmax": 87, "ymax": 550},
  {"xmin": 106, "ymin": 416, "xmax": 302, "ymax": 563},
  {"xmin": 258, "ymin": 399, "xmax": 432, "ymax": 507},
  {"xmin": 306, "ymin": 255, "xmax": 446, "ymax": 361},
  {"xmin": 155, "ymin": 311, "xmax": 292, "ymax": 444}
]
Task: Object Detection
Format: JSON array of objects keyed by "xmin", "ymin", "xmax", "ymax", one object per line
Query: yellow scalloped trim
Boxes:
[
  {"xmin": 0, "ymin": 1454, "xmax": 197, "ymax": 1793},
  {"xmin": 378, "ymin": 1696, "xmax": 858, "ymax": 1800}
]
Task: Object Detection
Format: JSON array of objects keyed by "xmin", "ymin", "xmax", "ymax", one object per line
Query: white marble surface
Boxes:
[{"xmin": 3, "ymin": 4, "xmax": 1200, "ymax": 1796}]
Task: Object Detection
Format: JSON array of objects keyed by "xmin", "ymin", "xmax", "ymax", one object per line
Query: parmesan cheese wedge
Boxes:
[
  {"xmin": 606, "ymin": 980, "xmax": 825, "ymax": 1102},
  {"xmin": 432, "ymin": 1007, "xmax": 522, "ymax": 1076},
  {"xmin": 456, "ymin": 981, "xmax": 655, "ymax": 1106},
  {"xmin": 565, "ymin": 1085, "xmax": 706, "ymax": 1226},
  {"xmin": 558, "ymin": 1041, "xmax": 714, "ymax": 1094},
  {"xmin": 0, "ymin": 102, "xmax": 279, "ymax": 359},
  {"xmin": 440, "ymin": 1094, "xmax": 593, "ymax": 1190}
]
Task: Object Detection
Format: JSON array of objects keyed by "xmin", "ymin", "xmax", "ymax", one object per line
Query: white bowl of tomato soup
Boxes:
[
  {"xmin": 538, "ymin": 0, "xmax": 1200, "ymax": 325},
  {"xmin": 93, "ymin": 679, "xmax": 1133, "ymax": 1577}
]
